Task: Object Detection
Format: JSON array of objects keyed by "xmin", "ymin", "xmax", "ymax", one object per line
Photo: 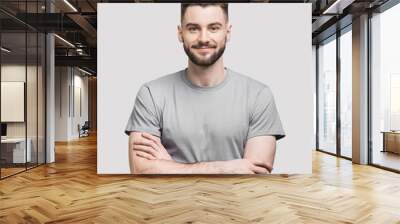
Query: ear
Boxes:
[
  {"xmin": 226, "ymin": 23, "xmax": 232, "ymax": 42},
  {"xmin": 177, "ymin": 25, "xmax": 183, "ymax": 43}
]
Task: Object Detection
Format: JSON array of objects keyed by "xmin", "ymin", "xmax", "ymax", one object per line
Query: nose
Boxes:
[{"xmin": 198, "ymin": 29, "xmax": 210, "ymax": 44}]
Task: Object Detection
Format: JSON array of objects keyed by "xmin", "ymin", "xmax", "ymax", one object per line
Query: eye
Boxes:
[
  {"xmin": 188, "ymin": 27, "xmax": 198, "ymax": 32},
  {"xmin": 210, "ymin": 26, "xmax": 220, "ymax": 32}
]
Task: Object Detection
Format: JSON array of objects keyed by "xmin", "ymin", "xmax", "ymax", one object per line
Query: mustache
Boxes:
[{"xmin": 191, "ymin": 43, "xmax": 217, "ymax": 49}]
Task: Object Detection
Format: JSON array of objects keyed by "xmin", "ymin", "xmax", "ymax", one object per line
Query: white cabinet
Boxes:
[{"xmin": 1, "ymin": 138, "xmax": 32, "ymax": 163}]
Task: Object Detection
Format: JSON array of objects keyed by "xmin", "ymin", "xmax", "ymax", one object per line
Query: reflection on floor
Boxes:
[
  {"xmin": 373, "ymin": 150, "xmax": 400, "ymax": 171},
  {"xmin": 0, "ymin": 162, "xmax": 42, "ymax": 178},
  {"xmin": 0, "ymin": 167, "xmax": 25, "ymax": 178},
  {"xmin": 341, "ymin": 148, "xmax": 352, "ymax": 158}
]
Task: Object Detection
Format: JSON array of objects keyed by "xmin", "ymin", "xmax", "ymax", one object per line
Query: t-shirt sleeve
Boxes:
[
  {"xmin": 124, "ymin": 85, "xmax": 161, "ymax": 137},
  {"xmin": 247, "ymin": 86, "xmax": 285, "ymax": 140}
]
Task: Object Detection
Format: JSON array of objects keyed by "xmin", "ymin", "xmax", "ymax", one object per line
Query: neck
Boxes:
[{"xmin": 186, "ymin": 58, "xmax": 226, "ymax": 87}]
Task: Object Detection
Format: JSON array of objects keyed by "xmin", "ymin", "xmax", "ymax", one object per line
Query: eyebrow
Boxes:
[
  {"xmin": 185, "ymin": 22, "xmax": 223, "ymax": 28},
  {"xmin": 208, "ymin": 22, "xmax": 223, "ymax": 27},
  {"xmin": 185, "ymin": 23, "xmax": 200, "ymax": 28}
]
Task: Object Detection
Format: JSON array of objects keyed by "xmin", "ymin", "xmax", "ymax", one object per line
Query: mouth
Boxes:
[
  {"xmin": 193, "ymin": 45, "xmax": 216, "ymax": 49},
  {"xmin": 193, "ymin": 46, "xmax": 215, "ymax": 54}
]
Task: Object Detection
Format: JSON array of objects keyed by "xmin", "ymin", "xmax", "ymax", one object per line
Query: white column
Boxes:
[
  {"xmin": 46, "ymin": 33, "xmax": 55, "ymax": 163},
  {"xmin": 46, "ymin": 1, "xmax": 55, "ymax": 163}
]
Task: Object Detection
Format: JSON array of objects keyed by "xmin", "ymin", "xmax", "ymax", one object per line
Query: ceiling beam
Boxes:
[
  {"xmin": 322, "ymin": 0, "xmax": 356, "ymax": 14},
  {"xmin": 55, "ymin": 55, "xmax": 96, "ymax": 69}
]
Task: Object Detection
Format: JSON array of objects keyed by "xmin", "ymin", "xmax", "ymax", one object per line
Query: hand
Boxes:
[
  {"xmin": 132, "ymin": 132, "xmax": 172, "ymax": 161},
  {"xmin": 223, "ymin": 159, "xmax": 270, "ymax": 174}
]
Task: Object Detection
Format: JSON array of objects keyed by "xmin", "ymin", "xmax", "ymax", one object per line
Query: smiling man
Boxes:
[{"xmin": 125, "ymin": 3, "xmax": 285, "ymax": 174}]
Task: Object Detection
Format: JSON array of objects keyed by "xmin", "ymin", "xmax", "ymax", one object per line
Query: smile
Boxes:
[{"xmin": 196, "ymin": 48, "xmax": 213, "ymax": 54}]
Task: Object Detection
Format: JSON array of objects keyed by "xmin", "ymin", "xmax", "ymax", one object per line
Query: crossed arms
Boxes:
[{"xmin": 128, "ymin": 131, "xmax": 277, "ymax": 174}]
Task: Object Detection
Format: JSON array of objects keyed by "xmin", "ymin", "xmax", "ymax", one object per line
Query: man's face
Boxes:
[{"xmin": 178, "ymin": 5, "xmax": 231, "ymax": 67}]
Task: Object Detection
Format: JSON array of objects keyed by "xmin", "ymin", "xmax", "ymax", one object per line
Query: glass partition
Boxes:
[
  {"xmin": 317, "ymin": 36, "xmax": 337, "ymax": 154},
  {"xmin": 27, "ymin": 31, "xmax": 38, "ymax": 169},
  {"xmin": 1, "ymin": 31, "xmax": 28, "ymax": 177},
  {"xmin": 339, "ymin": 27, "xmax": 352, "ymax": 158},
  {"xmin": 26, "ymin": 0, "xmax": 45, "ymax": 169},
  {"xmin": 0, "ymin": 1, "xmax": 46, "ymax": 179},
  {"xmin": 38, "ymin": 32, "xmax": 45, "ymax": 165}
]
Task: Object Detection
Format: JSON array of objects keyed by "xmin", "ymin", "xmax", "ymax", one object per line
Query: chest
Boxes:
[{"xmin": 160, "ymin": 92, "xmax": 250, "ymax": 145}]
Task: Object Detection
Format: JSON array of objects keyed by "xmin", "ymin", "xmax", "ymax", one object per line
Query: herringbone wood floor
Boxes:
[{"xmin": 1, "ymin": 134, "xmax": 400, "ymax": 224}]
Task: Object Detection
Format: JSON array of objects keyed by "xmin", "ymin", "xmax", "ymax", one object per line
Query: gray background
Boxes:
[{"xmin": 98, "ymin": 3, "xmax": 313, "ymax": 174}]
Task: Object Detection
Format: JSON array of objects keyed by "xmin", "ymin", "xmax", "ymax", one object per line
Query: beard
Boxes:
[{"xmin": 183, "ymin": 38, "xmax": 226, "ymax": 67}]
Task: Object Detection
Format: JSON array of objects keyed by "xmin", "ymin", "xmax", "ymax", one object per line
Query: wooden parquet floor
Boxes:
[{"xmin": 1, "ymin": 134, "xmax": 400, "ymax": 224}]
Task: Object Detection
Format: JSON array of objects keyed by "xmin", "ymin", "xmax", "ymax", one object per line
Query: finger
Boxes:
[
  {"xmin": 133, "ymin": 144, "xmax": 158, "ymax": 157},
  {"xmin": 142, "ymin": 133, "xmax": 162, "ymax": 146},
  {"xmin": 135, "ymin": 151, "xmax": 156, "ymax": 160},
  {"xmin": 141, "ymin": 132, "xmax": 157, "ymax": 141},
  {"xmin": 251, "ymin": 165, "xmax": 269, "ymax": 174},
  {"xmin": 134, "ymin": 138, "xmax": 158, "ymax": 150}
]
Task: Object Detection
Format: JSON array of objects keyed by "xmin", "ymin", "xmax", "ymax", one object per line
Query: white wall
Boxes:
[
  {"xmin": 55, "ymin": 67, "xmax": 89, "ymax": 141},
  {"xmin": 1, "ymin": 65, "xmax": 26, "ymax": 127},
  {"xmin": 55, "ymin": 66, "xmax": 69, "ymax": 141},
  {"xmin": 72, "ymin": 72, "xmax": 89, "ymax": 138},
  {"xmin": 1, "ymin": 65, "xmax": 40, "ymax": 138}
]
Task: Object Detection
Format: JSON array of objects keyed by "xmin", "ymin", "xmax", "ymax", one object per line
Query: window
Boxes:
[
  {"xmin": 318, "ymin": 36, "xmax": 337, "ymax": 154},
  {"xmin": 370, "ymin": 3, "xmax": 400, "ymax": 171},
  {"xmin": 339, "ymin": 28, "xmax": 352, "ymax": 158}
]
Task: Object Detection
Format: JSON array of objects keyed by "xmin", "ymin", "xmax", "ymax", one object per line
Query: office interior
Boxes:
[{"xmin": 0, "ymin": 0, "xmax": 399, "ymax": 223}]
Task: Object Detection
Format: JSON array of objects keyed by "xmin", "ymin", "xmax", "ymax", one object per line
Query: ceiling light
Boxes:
[
  {"xmin": 78, "ymin": 67, "xmax": 92, "ymax": 76},
  {"xmin": 63, "ymin": 0, "xmax": 78, "ymax": 12},
  {"xmin": 322, "ymin": 0, "xmax": 354, "ymax": 15},
  {"xmin": 1, "ymin": 47, "xmax": 11, "ymax": 53},
  {"xmin": 54, "ymin": 34, "xmax": 75, "ymax": 48}
]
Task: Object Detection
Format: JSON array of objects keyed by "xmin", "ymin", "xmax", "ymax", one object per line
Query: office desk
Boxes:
[
  {"xmin": 1, "ymin": 138, "xmax": 32, "ymax": 163},
  {"xmin": 382, "ymin": 131, "xmax": 400, "ymax": 154}
]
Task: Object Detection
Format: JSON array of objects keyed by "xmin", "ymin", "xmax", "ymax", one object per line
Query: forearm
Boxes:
[
  {"xmin": 134, "ymin": 159, "xmax": 232, "ymax": 174},
  {"xmin": 129, "ymin": 132, "xmax": 271, "ymax": 174}
]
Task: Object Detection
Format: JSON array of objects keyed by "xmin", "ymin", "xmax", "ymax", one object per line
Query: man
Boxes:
[{"xmin": 125, "ymin": 3, "xmax": 285, "ymax": 174}]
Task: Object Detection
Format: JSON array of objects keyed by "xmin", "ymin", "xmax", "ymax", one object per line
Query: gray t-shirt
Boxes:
[{"xmin": 125, "ymin": 68, "xmax": 285, "ymax": 163}]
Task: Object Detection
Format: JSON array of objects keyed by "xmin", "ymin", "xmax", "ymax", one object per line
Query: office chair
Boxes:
[{"xmin": 79, "ymin": 121, "xmax": 90, "ymax": 138}]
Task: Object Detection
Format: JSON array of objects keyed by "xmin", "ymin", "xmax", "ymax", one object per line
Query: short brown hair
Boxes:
[{"xmin": 181, "ymin": 3, "xmax": 229, "ymax": 22}]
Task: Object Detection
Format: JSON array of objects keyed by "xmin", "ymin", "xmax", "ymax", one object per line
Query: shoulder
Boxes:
[
  {"xmin": 227, "ymin": 68, "xmax": 272, "ymax": 96},
  {"xmin": 143, "ymin": 70, "xmax": 183, "ymax": 91},
  {"xmin": 136, "ymin": 70, "xmax": 183, "ymax": 108}
]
